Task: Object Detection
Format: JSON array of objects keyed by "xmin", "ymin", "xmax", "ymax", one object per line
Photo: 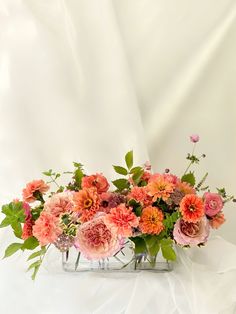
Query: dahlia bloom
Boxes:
[
  {"xmin": 32, "ymin": 211, "xmax": 62, "ymax": 246},
  {"xmin": 104, "ymin": 204, "xmax": 139, "ymax": 237},
  {"xmin": 204, "ymin": 192, "xmax": 223, "ymax": 217},
  {"xmin": 81, "ymin": 174, "xmax": 109, "ymax": 193},
  {"xmin": 180, "ymin": 194, "xmax": 204, "ymax": 223},
  {"xmin": 139, "ymin": 206, "xmax": 164, "ymax": 235},
  {"xmin": 75, "ymin": 215, "xmax": 120, "ymax": 260},
  {"xmin": 209, "ymin": 212, "xmax": 225, "ymax": 229},
  {"xmin": 128, "ymin": 186, "xmax": 152, "ymax": 206},
  {"xmin": 22, "ymin": 180, "xmax": 49, "ymax": 203},
  {"xmin": 44, "ymin": 192, "xmax": 74, "ymax": 217},
  {"xmin": 173, "ymin": 217, "xmax": 209, "ymax": 246},
  {"xmin": 147, "ymin": 174, "xmax": 175, "ymax": 201},
  {"xmin": 73, "ymin": 188, "xmax": 100, "ymax": 222}
]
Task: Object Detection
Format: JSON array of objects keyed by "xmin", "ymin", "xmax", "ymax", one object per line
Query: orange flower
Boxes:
[
  {"xmin": 73, "ymin": 188, "xmax": 100, "ymax": 222},
  {"xmin": 147, "ymin": 175, "xmax": 174, "ymax": 201},
  {"xmin": 139, "ymin": 206, "xmax": 164, "ymax": 235},
  {"xmin": 209, "ymin": 212, "xmax": 225, "ymax": 229},
  {"xmin": 22, "ymin": 180, "xmax": 49, "ymax": 203},
  {"xmin": 176, "ymin": 181, "xmax": 196, "ymax": 195},
  {"xmin": 180, "ymin": 194, "xmax": 204, "ymax": 223}
]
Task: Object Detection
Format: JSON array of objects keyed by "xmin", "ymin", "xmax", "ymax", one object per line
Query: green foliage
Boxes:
[
  {"xmin": 196, "ymin": 172, "xmax": 208, "ymax": 191},
  {"xmin": 73, "ymin": 162, "xmax": 84, "ymax": 189},
  {"xmin": 112, "ymin": 178, "xmax": 130, "ymax": 191},
  {"xmin": 163, "ymin": 212, "xmax": 180, "ymax": 233},
  {"xmin": 22, "ymin": 237, "xmax": 39, "ymax": 251},
  {"xmin": 113, "ymin": 166, "xmax": 128, "ymax": 175},
  {"xmin": 3, "ymin": 243, "xmax": 22, "ymax": 258},
  {"xmin": 160, "ymin": 238, "xmax": 176, "ymax": 261},
  {"xmin": 125, "ymin": 151, "xmax": 133, "ymax": 170},
  {"xmin": 144, "ymin": 236, "xmax": 160, "ymax": 256},
  {"xmin": 27, "ymin": 247, "xmax": 46, "ymax": 261},
  {"xmin": 132, "ymin": 168, "xmax": 144, "ymax": 185},
  {"xmin": 186, "ymin": 154, "xmax": 199, "ymax": 164},
  {"xmin": 181, "ymin": 172, "xmax": 196, "ymax": 187},
  {"xmin": 130, "ymin": 237, "xmax": 147, "ymax": 254}
]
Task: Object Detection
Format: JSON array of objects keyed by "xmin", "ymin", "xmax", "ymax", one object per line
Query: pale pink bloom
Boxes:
[
  {"xmin": 32, "ymin": 211, "xmax": 62, "ymax": 246},
  {"xmin": 190, "ymin": 134, "xmax": 200, "ymax": 143},
  {"xmin": 128, "ymin": 186, "xmax": 152, "ymax": 206},
  {"xmin": 209, "ymin": 212, "xmax": 225, "ymax": 229},
  {"xmin": 44, "ymin": 192, "xmax": 74, "ymax": 217},
  {"xmin": 81, "ymin": 173, "xmax": 109, "ymax": 193},
  {"xmin": 22, "ymin": 180, "xmax": 49, "ymax": 203},
  {"xmin": 144, "ymin": 161, "xmax": 151, "ymax": 171},
  {"xmin": 204, "ymin": 192, "xmax": 223, "ymax": 217},
  {"xmin": 75, "ymin": 215, "xmax": 120, "ymax": 260},
  {"xmin": 104, "ymin": 204, "xmax": 139, "ymax": 237},
  {"xmin": 173, "ymin": 217, "xmax": 209, "ymax": 246}
]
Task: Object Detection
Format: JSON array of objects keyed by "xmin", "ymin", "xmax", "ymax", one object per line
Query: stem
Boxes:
[
  {"xmin": 50, "ymin": 175, "xmax": 60, "ymax": 188},
  {"xmin": 183, "ymin": 143, "xmax": 196, "ymax": 175}
]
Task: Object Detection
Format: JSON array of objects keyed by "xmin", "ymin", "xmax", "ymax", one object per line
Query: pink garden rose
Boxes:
[
  {"xmin": 32, "ymin": 211, "xmax": 62, "ymax": 246},
  {"xmin": 75, "ymin": 215, "xmax": 120, "ymax": 260},
  {"xmin": 44, "ymin": 192, "xmax": 74, "ymax": 217},
  {"xmin": 204, "ymin": 192, "xmax": 223, "ymax": 217},
  {"xmin": 81, "ymin": 174, "xmax": 109, "ymax": 194},
  {"xmin": 190, "ymin": 134, "xmax": 200, "ymax": 143},
  {"xmin": 173, "ymin": 217, "xmax": 209, "ymax": 246},
  {"xmin": 22, "ymin": 180, "xmax": 49, "ymax": 203}
]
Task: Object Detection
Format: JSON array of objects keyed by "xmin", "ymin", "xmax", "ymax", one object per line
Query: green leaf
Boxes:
[
  {"xmin": 11, "ymin": 221, "xmax": 22, "ymax": 239},
  {"xmin": 144, "ymin": 236, "xmax": 160, "ymax": 256},
  {"xmin": 113, "ymin": 165, "xmax": 128, "ymax": 175},
  {"xmin": 22, "ymin": 237, "xmax": 39, "ymax": 250},
  {"xmin": 181, "ymin": 172, "xmax": 196, "ymax": 187},
  {"xmin": 112, "ymin": 178, "xmax": 130, "ymax": 191},
  {"xmin": 27, "ymin": 248, "xmax": 46, "ymax": 261},
  {"xmin": 31, "ymin": 265, "xmax": 40, "ymax": 280},
  {"xmin": 130, "ymin": 166, "xmax": 142, "ymax": 174},
  {"xmin": 3, "ymin": 243, "xmax": 22, "ymax": 258},
  {"xmin": 132, "ymin": 169, "xmax": 144, "ymax": 184},
  {"xmin": 27, "ymin": 260, "xmax": 42, "ymax": 271},
  {"xmin": 130, "ymin": 237, "xmax": 147, "ymax": 254},
  {"xmin": 0, "ymin": 216, "xmax": 13, "ymax": 228},
  {"xmin": 160, "ymin": 238, "xmax": 176, "ymax": 261},
  {"xmin": 125, "ymin": 151, "xmax": 133, "ymax": 170},
  {"xmin": 42, "ymin": 169, "xmax": 53, "ymax": 176}
]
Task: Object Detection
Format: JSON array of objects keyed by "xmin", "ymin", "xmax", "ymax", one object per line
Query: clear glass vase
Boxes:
[{"xmin": 62, "ymin": 241, "xmax": 173, "ymax": 273}]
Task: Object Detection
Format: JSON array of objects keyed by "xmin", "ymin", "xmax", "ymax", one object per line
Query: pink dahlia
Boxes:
[
  {"xmin": 104, "ymin": 204, "xmax": 139, "ymax": 237},
  {"xmin": 204, "ymin": 192, "xmax": 223, "ymax": 217},
  {"xmin": 173, "ymin": 217, "xmax": 209, "ymax": 246},
  {"xmin": 75, "ymin": 215, "xmax": 120, "ymax": 260},
  {"xmin": 32, "ymin": 211, "xmax": 62, "ymax": 246},
  {"xmin": 44, "ymin": 192, "xmax": 74, "ymax": 217},
  {"xmin": 128, "ymin": 186, "xmax": 152, "ymax": 206},
  {"xmin": 81, "ymin": 173, "xmax": 109, "ymax": 193},
  {"xmin": 22, "ymin": 180, "xmax": 49, "ymax": 203}
]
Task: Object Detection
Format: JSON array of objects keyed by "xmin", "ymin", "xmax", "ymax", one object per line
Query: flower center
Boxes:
[
  {"xmin": 84, "ymin": 198, "xmax": 93, "ymax": 208},
  {"xmin": 189, "ymin": 205, "xmax": 195, "ymax": 212}
]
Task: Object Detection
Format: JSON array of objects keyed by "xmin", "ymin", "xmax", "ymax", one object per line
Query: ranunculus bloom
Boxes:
[
  {"xmin": 75, "ymin": 215, "xmax": 120, "ymax": 260},
  {"xmin": 204, "ymin": 192, "xmax": 223, "ymax": 217},
  {"xmin": 104, "ymin": 204, "xmax": 139, "ymax": 237},
  {"xmin": 190, "ymin": 134, "xmax": 200, "ymax": 143},
  {"xmin": 180, "ymin": 194, "xmax": 204, "ymax": 223},
  {"xmin": 209, "ymin": 212, "xmax": 225, "ymax": 229},
  {"xmin": 22, "ymin": 180, "xmax": 49, "ymax": 203},
  {"xmin": 139, "ymin": 206, "xmax": 164, "ymax": 235},
  {"xmin": 147, "ymin": 174, "xmax": 175, "ymax": 201},
  {"xmin": 44, "ymin": 192, "xmax": 74, "ymax": 217},
  {"xmin": 81, "ymin": 174, "xmax": 109, "ymax": 193},
  {"xmin": 128, "ymin": 186, "xmax": 152, "ymax": 206},
  {"xmin": 32, "ymin": 211, "xmax": 62, "ymax": 246},
  {"xmin": 73, "ymin": 188, "xmax": 100, "ymax": 222},
  {"xmin": 173, "ymin": 217, "xmax": 209, "ymax": 246}
]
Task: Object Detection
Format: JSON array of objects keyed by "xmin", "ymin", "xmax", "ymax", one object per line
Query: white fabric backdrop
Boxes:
[{"xmin": 0, "ymin": 0, "xmax": 236, "ymax": 313}]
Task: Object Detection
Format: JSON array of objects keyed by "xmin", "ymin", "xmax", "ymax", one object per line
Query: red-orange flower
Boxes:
[
  {"xmin": 73, "ymin": 188, "xmax": 100, "ymax": 222},
  {"xmin": 139, "ymin": 206, "xmax": 164, "ymax": 235},
  {"xmin": 147, "ymin": 174, "xmax": 174, "ymax": 201},
  {"xmin": 180, "ymin": 194, "xmax": 204, "ymax": 223}
]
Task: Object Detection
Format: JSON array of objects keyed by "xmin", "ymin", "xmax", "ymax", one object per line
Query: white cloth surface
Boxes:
[{"xmin": 0, "ymin": 0, "xmax": 236, "ymax": 313}]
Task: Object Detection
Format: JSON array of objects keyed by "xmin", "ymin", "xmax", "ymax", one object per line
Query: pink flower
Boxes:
[
  {"xmin": 81, "ymin": 174, "xmax": 109, "ymax": 193},
  {"xmin": 32, "ymin": 211, "xmax": 62, "ymax": 246},
  {"xmin": 23, "ymin": 202, "xmax": 32, "ymax": 220},
  {"xmin": 99, "ymin": 192, "xmax": 126, "ymax": 213},
  {"xmin": 144, "ymin": 161, "xmax": 151, "ymax": 171},
  {"xmin": 22, "ymin": 180, "xmax": 49, "ymax": 203},
  {"xmin": 44, "ymin": 192, "xmax": 74, "ymax": 217},
  {"xmin": 141, "ymin": 171, "xmax": 151, "ymax": 183},
  {"xmin": 204, "ymin": 192, "xmax": 223, "ymax": 217},
  {"xmin": 22, "ymin": 220, "xmax": 33, "ymax": 240},
  {"xmin": 209, "ymin": 212, "xmax": 225, "ymax": 229},
  {"xmin": 128, "ymin": 186, "xmax": 152, "ymax": 206},
  {"xmin": 75, "ymin": 215, "xmax": 120, "ymax": 260},
  {"xmin": 173, "ymin": 217, "xmax": 209, "ymax": 246},
  {"xmin": 190, "ymin": 134, "xmax": 200, "ymax": 143},
  {"xmin": 104, "ymin": 204, "xmax": 139, "ymax": 237}
]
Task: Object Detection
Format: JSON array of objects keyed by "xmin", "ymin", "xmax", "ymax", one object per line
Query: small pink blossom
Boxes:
[
  {"xmin": 209, "ymin": 212, "xmax": 225, "ymax": 229},
  {"xmin": 81, "ymin": 173, "xmax": 109, "ymax": 193},
  {"xmin": 22, "ymin": 180, "xmax": 49, "ymax": 203},
  {"xmin": 44, "ymin": 192, "xmax": 74, "ymax": 217},
  {"xmin": 204, "ymin": 192, "xmax": 223, "ymax": 217},
  {"xmin": 22, "ymin": 220, "xmax": 33, "ymax": 240},
  {"xmin": 144, "ymin": 161, "xmax": 151, "ymax": 171},
  {"xmin": 190, "ymin": 134, "xmax": 200, "ymax": 143},
  {"xmin": 173, "ymin": 217, "xmax": 209, "ymax": 246}
]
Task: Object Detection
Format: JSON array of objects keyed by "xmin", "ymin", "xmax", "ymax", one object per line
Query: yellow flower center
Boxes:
[{"xmin": 84, "ymin": 198, "xmax": 93, "ymax": 208}]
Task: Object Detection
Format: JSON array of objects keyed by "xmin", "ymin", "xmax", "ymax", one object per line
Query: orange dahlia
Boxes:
[
  {"xmin": 180, "ymin": 194, "xmax": 204, "ymax": 223},
  {"xmin": 147, "ymin": 175, "xmax": 174, "ymax": 201},
  {"xmin": 73, "ymin": 188, "xmax": 100, "ymax": 222},
  {"xmin": 139, "ymin": 206, "xmax": 164, "ymax": 235},
  {"xmin": 176, "ymin": 181, "xmax": 196, "ymax": 195}
]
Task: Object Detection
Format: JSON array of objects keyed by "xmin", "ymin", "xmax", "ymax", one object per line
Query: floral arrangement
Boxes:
[{"xmin": 0, "ymin": 135, "xmax": 235, "ymax": 279}]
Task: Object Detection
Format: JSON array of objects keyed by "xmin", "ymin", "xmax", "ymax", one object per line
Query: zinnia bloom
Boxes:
[
  {"xmin": 22, "ymin": 180, "xmax": 49, "ymax": 203},
  {"xmin": 176, "ymin": 181, "xmax": 196, "ymax": 195},
  {"xmin": 73, "ymin": 188, "xmax": 100, "ymax": 222},
  {"xmin": 180, "ymin": 194, "xmax": 204, "ymax": 223},
  {"xmin": 81, "ymin": 173, "xmax": 109, "ymax": 193},
  {"xmin": 139, "ymin": 206, "xmax": 164, "ymax": 235},
  {"xmin": 44, "ymin": 192, "xmax": 74, "ymax": 217},
  {"xmin": 204, "ymin": 192, "xmax": 223, "ymax": 217},
  {"xmin": 75, "ymin": 215, "xmax": 120, "ymax": 260},
  {"xmin": 104, "ymin": 204, "xmax": 139, "ymax": 237},
  {"xmin": 128, "ymin": 186, "xmax": 152, "ymax": 206},
  {"xmin": 173, "ymin": 217, "xmax": 209, "ymax": 246},
  {"xmin": 32, "ymin": 211, "xmax": 62, "ymax": 246},
  {"xmin": 147, "ymin": 174, "xmax": 175, "ymax": 201},
  {"xmin": 209, "ymin": 212, "xmax": 225, "ymax": 229}
]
